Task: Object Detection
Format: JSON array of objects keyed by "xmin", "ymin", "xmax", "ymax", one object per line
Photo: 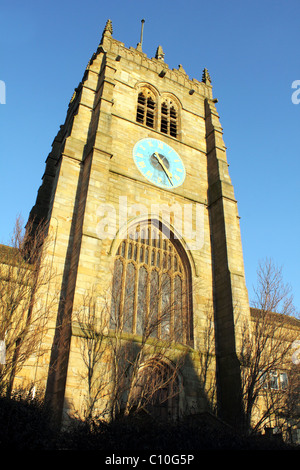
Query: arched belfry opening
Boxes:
[{"xmin": 110, "ymin": 220, "xmax": 193, "ymax": 347}]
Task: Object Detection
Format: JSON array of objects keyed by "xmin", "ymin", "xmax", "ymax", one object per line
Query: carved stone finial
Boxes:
[
  {"xmin": 202, "ymin": 68, "xmax": 211, "ymax": 84},
  {"xmin": 155, "ymin": 45, "xmax": 165, "ymax": 61},
  {"xmin": 178, "ymin": 64, "xmax": 186, "ymax": 74},
  {"xmin": 104, "ymin": 19, "xmax": 113, "ymax": 36},
  {"xmin": 100, "ymin": 19, "xmax": 113, "ymax": 44}
]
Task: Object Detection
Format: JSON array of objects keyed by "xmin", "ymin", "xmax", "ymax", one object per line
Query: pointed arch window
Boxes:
[
  {"xmin": 160, "ymin": 100, "xmax": 178, "ymax": 138},
  {"xmin": 110, "ymin": 222, "xmax": 192, "ymax": 345},
  {"xmin": 136, "ymin": 91, "xmax": 156, "ymax": 129},
  {"xmin": 136, "ymin": 89, "xmax": 180, "ymax": 139}
]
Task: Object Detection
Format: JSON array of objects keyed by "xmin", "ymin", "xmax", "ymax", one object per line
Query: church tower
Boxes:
[{"xmin": 27, "ymin": 20, "xmax": 251, "ymax": 427}]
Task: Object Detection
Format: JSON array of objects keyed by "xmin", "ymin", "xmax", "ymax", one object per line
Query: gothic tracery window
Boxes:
[{"xmin": 110, "ymin": 222, "xmax": 191, "ymax": 345}]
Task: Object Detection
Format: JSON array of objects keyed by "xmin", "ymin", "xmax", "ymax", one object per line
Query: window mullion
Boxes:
[
  {"xmin": 119, "ymin": 258, "xmax": 127, "ymax": 330},
  {"xmin": 158, "ymin": 269, "xmax": 162, "ymax": 339},
  {"xmin": 170, "ymin": 251, "xmax": 175, "ymax": 340},
  {"xmin": 132, "ymin": 242, "xmax": 139, "ymax": 334},
  {"xmin": 183, "ymin": 276, "xmax": 188, "ymax": 344}
]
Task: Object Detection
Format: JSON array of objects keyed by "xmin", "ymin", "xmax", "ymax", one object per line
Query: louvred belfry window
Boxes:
[
  {"xmin": 110, "ymin": 222, "xmax": 192, "ymax": 345},
  {"xmin": 136, "ymin": 91, "xmax": 155, "ymax": 129},
  {"xmin": 160, "ymin": 100, "xmax": 178, "ymax": 138},
  {"xmin": 136, "ymin": 89, "xmax": 180, "ymax": 139}
]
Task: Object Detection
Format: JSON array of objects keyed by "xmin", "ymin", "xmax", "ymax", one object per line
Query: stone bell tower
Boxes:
[{"xmin": 27, "ymin": 19, "xmax": 251, "ymax": 427}]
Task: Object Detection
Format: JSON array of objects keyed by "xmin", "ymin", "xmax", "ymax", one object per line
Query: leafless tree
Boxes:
[
  {"xmin": 0, "ymin": 216, "xmax": 57, "ymax": 397},
  {"xmin": 238, "ymin": 258, "xmax": 300, "ymax": 435},
  {"xmin": 72, "ymin": 287, "xmax": 112, "ymax": 423}
]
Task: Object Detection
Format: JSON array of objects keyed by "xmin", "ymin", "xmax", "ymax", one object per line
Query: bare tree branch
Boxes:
[
  {"xmin": 0, "ymin": 216, "xmax": 57, "ymax": 396},
  {"xmin": 239, "ymin": 258, "xmax": 299, "ymax": 436}
]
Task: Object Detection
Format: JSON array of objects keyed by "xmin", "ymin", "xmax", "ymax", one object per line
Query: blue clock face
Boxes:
[{"xmin": 133, "ymin": 138, "xmax": 186, "ymax": 189}]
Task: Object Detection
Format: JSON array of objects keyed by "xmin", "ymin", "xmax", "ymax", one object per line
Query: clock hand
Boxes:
[{"xmin": 154, "ymin": 152, "xmax": 173, "ymax": 185}]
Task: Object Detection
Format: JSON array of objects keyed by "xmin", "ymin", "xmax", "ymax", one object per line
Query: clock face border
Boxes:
[{"xmin": 132, "ymin": 138, "xmax": 186, "ymax": 189}]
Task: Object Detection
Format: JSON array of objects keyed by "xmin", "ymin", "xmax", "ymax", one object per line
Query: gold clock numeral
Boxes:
[
  {"xmin": 146, "ymin": 170, "xmax": 153, "ymax": 177},
  {"xmin": 174, "ymin": 174, "xmax": 181, "ymax": 181},
  {"xmin": 138, "ymin": 161, "xmax": 146, "ymax": 168},
  {"xmin": 157, "ymin": 177, "xmax": 162, "ymax": 184},
  {"xmin": 147, "ymin": 141, "xmax": 153, "ymax": 147},
  {"xmin": 136, "ymin": 152, "xmax": 144, "ymax": 158},
  {"xmin": 176, "ymin": 168, "xmax": 183, "ymax": 172},
  {"xmin": 158, "ymin": 142, "xmax": 164, "ymax": 150}
]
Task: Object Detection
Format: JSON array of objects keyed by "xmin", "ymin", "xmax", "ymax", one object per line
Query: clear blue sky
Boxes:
[{"xmin": 1, "ymin": 0, "xmax": 299, "ymax": 312}]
